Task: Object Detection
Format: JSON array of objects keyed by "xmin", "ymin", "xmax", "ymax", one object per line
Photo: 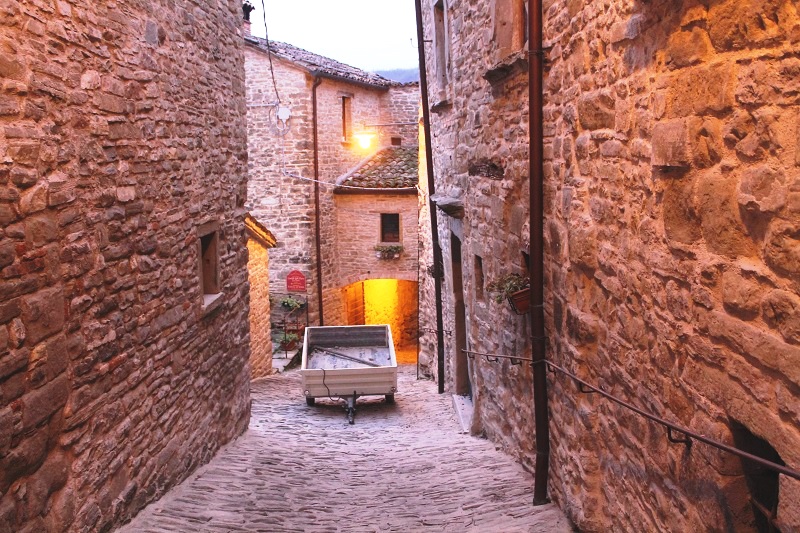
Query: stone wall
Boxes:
[
  {"xmin": 247, "ymin": 238, "xmax": 272, "ymax": 379},
  {"xmin": 378, "ymin": 85, "xmax": 420, "ymax": 148},
  {"xmin": 394, "ymin": 279, "xmax": 420, "ymax": 347},
  {"xmin": 245, "ymin": 48, "xmax": 317, "ymax": 320},
  {"xmin": 419, "ymin": 0, "xmax": 800, "ymax": 530},
  {"xmin": 417, "ymin": 122, "xmax": 438, "ymax": 376},
  {"xmin": 0, "ymin": 2, "xmax": 251, "ymax": 532},
  {"xmin": 245, "ymin": 44, "xmax": 420, "ymax": 327}
]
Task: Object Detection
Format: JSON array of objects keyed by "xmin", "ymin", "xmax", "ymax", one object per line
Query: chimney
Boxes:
[{"xmin": 242, "ymin": 1, "xmax": 255, "ymax": 36}]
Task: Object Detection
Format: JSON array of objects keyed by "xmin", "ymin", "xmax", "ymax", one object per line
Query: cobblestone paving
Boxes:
[{"xmin": 119, "ymin": 367, "xmax": 573, "ymax": 532}]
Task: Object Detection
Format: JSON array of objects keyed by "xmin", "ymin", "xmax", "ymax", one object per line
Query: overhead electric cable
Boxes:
[{"xmin": 260, "ymin": 0, "xmax": 281, "ymax": 103}]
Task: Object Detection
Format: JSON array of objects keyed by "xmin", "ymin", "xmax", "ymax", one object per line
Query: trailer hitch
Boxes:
[{"xmin": 345, "ymin": 391, "xmax": 358, "ymax": 425}]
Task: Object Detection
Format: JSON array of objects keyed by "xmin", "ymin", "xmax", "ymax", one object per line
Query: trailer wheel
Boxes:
[
  {"xmin": 385, "ymin": 394, "xmax": 395, "ymax": 404},
  {"xmin": 306, "ymin": 397, "xmax": 315, "ymax": 406}
]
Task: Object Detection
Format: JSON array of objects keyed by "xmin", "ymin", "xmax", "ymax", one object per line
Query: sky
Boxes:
[{"xmin": 247, "ymin": 0, "xmax": 420, "ymax": 72}]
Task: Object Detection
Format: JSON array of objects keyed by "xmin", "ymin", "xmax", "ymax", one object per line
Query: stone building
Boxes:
[
  {"xmin": 245, "ymin": 214, "xmax": 276, "ymax": 379},
  {"xmin": 1, "ymin": 2, "xmax": 250, "ymax": 532},
  {"xmin": 244, "ymin": 34, "xmax": 420, "ymax": 333},
  {"xmin": 334, "ymin": 145, "xmax": 420, "ymax": 358},
  {"xmin": 417, "ymin": 0, "xmax": 800, "ymax": 531}
]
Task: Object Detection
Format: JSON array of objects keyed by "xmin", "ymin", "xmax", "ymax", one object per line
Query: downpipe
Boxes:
[
  {"xmin": 312, "ymin": 75, "xmax": 325, "ymax": 325},
  {"xmin": 529, "ymin": 0, "xmax": 551, "ymax": 506},
  {"xmin": 414, "ymin": 0, "xmax": 447, "ymax": 393}
]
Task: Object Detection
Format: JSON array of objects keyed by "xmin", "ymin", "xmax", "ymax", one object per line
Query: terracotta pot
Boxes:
[
  {"xmin": 507, "ymin": 287, "xmax": 531, "ymax": 315},
  {"xmin": 280, "ymin": 339, "xmax": 298, "ymax": 351}
]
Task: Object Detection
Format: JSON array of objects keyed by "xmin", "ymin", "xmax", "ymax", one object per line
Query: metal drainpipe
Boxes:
[
  {"xmin": 415, "ymin": 0, "xmax": 447, "ymax": 394},
  {"xmin": 530, "ymin": 0, "xmax": 551, "ymax": 506},
  {"xmin": 312, "ymin": 75, "xmax": 325, "ymax": 326}
]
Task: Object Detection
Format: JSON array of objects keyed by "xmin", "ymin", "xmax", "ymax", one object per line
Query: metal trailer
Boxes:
[{"xmin": 300, "ymin": 325, "xmax": 398, "ymax": 424}]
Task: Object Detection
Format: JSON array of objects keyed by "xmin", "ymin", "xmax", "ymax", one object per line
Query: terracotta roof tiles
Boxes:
[{"xmin": 336, "ymin": 146, "xmax": 418, "ymax": 192}]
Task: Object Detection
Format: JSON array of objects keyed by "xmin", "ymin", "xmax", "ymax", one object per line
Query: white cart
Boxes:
[{"xmin": 300, "ymin": 325, "xmax": 398, "ymax": 424}]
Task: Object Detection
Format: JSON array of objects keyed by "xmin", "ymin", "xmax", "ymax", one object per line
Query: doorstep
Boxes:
[{"xmin": 451, "ymin": 393, "xmax": 474, "ymax": 434}]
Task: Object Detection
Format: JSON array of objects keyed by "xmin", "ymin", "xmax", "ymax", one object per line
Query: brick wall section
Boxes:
[
  {"xmin": 333, "ymin": 194, "xmax": 419, "ymax": 287},
  {"xmin": 0, "ymin": 2, "xmax": 250, "ymax": 532},
  {"xmin": 419, "ymin": 0, "xmax": 800, "ymax": 530},
  {"xmin": 247, "ymin": 239, "xmax": 272, "ymax": 378},
  {"xmin": 245, "ymin": 44, "xmax": 420, "ymax": 326}
]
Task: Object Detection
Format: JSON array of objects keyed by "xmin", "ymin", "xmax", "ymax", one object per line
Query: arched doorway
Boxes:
[{"xmin": 342, "ymin": 279, "xmax": 419, "ymax": 364}]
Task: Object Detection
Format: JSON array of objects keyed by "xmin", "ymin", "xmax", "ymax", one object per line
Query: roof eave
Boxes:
[
  {"xmin": 244, "ymin": 214, "xmax": 277, "ymax": 248},
  {"xmin": 310, "ymin": 70, "xmax": 390, "ymax": 91},
  {"xmin": 333, "ymin": 187, "xmax": 418, "ymax": 195}
]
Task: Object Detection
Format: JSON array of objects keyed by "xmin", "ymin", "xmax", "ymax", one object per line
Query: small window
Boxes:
[
  {"xmin": 391, "ymin": 136, "xmax": 402, "ymax": 146},
  {"xmin": 200, "ymin": 232, "xmax": 219, "ymax": 294},
  {"xmin": 198, "ymin": 222, "xmax": 221, "ymax": 310},
  {"xmin": 433, "ymin": 0, "xmax": 449, "ymax": 90},
  {"xmin": 341, "ymin": 96, "xmax": 352, "ymax": 141},
  {"xmin": 474, "ymin": 255, "xmax": 485, "ymax": 300},
  {"xmin": 380, "ymin": 213, "xmax": 400, "ymax": 243}
]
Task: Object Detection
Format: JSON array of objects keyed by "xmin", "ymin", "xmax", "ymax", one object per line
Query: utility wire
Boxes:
[{"xmin": 260, "ymin": 0, "xmax": 281, "ymax": 103}]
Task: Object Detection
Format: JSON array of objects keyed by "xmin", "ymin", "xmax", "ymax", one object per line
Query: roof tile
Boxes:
[
  {"xmin": 337, "ymin": 147, "xmax": 418, "ymax": 191},
  {"xmin": 246, "ymin": 37, "xmax": 398, "ymax": 88}
]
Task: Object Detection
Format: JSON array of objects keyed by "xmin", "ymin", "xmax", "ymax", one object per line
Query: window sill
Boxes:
[{"xmin": 202, "ymin": 292, "xmax": 224, "ymax": 316}]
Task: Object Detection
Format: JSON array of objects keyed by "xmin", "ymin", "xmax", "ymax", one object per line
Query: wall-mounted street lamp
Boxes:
[
  {"xmin": 352, "ymin": 121, "xmax": 417, "ymax": 151},
  {"xmin": 353, "ymin": 131, "xmax": 377, "ymax": 149}
]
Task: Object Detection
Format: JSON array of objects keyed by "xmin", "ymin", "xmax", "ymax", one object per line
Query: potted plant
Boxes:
[
  {"xmin": 374, "ymin": 244, "xmax": 403, "ymax": 260},
  {"xmin": 487, "ymin": 273, "xmax": 531, "ymax": 315},
  {"xmin": 279, "ymin": 332, "xmax": 300, "ymax": 351},
  {"xmin": 280, "ymin": 295, "xmax": 304, "ymax": 311}
]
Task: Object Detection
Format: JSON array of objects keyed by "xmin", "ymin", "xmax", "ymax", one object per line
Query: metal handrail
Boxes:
[
  {"xmin": 464, "ymin": 349, "xmax": 528, "ymax": 363},
  {"xmin": 460, "ymin": 349, "xmax": 800, "ymax": 481}
]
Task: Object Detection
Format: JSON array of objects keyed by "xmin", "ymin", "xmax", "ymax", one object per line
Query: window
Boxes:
[
  {"xmin": 474, "ymin": 255, "xmax": 485, "ymax": 300},
  {"xmin": 198, "ymin": 222, "xmax": 221, "ymax": 310},
  {"xmin": 380, "ymin": 214, "xmax": 400, "ymax": 243},
  {"xmin": 493, "ymin": 0, "xmax": 527, "ymax": 60},
  {"xmin": 391, "ymin": 136, "xmax": 402, "ymax": 146},
  {"xmin": 433, "ymin": 0, "xmax": 449, "ymax": 91},
  {"xmin": 341, "ymin": 96, "xmax": 352, "ymax": 141}
]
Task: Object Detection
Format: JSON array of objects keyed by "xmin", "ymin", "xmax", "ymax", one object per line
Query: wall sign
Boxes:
[{"xmin": 286, "ymin": 270, "xmax": 307, "ymax": 292}]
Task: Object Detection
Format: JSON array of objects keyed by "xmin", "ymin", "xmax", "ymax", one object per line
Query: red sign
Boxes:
[{"xmin": 286, "ymin": 270, "xmax": 307, "ymax": 292}]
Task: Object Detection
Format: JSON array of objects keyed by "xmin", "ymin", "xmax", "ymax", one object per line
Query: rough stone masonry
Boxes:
[
  {"xmin": 0, "ymin": 1, "xmax": 251, "ymax": 531},
  {"xmin": 418, "ymin": 0, "xmax": 800, "ymax": 531}
]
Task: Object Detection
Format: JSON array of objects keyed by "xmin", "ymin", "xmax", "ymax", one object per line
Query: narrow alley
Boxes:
[{"xmin": 118, "ymin": 367, "xmax": 572, "ymax": 533}]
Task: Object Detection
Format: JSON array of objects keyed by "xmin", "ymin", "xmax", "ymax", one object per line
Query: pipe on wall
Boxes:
[
  {"xmin": 414, "ymin": 0, "xmax": 447, "ymax": 393},
  {"xmin": 312, "ymin": 75, "xmax": 325, "ymax": 326},
  {"xmin": 529, "ymin": 0, "xmax": 551, "ymax": 506}
]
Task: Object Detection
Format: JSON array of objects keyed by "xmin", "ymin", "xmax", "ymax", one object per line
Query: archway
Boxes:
[{"xmin": 341, "ymin": 279, "xmax": 419, "ymax": 364}]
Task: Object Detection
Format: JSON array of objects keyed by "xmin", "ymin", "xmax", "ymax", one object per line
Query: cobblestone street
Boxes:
[{"xmin": 119, "ymin": 366, "xmax": 572, "ymax": 532}]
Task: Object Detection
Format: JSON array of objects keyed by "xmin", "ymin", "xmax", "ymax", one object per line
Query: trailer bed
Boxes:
[{"xmin": 300, "ymin": 325, "xmax": 398, "ymax": 423}]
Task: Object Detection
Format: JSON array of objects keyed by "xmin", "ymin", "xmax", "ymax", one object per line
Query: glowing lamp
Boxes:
[{"xmin": 354, "ymin": 132, "xmax": 376, "ymax": 149}]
